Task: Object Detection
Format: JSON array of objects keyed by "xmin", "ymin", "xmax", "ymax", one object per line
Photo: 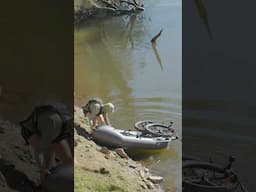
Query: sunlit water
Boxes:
[{"xmin": 74, "ymin": 0, "xmax": 182, "ymax": 190}]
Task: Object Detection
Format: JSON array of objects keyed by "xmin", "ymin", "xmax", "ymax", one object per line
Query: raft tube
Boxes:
[{"xmin": 92, "ymin": 125, "xmax": 177, "ymax": 149}]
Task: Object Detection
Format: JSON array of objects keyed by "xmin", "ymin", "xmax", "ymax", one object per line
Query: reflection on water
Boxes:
[
  {"xmin": 184, "ymin": 1, "xmax": 256, "ymax": 191},
  {"xmin": 75, "ymin": 0, "xmax": 182, "ymax": 190}
]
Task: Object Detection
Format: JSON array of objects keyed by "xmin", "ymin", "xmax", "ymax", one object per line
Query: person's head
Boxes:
[
  {"xmin": 102, "ymin": 103, "xmax": 115, "ymax": 113},
  {"xmin": 82, "ymin": 98, "xmax": 115, "ymax": 121}
]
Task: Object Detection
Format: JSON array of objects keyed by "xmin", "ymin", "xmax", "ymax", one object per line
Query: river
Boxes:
[{"xmin": 74, "ymin": 0, "xmax": 182, "ymax": 191}]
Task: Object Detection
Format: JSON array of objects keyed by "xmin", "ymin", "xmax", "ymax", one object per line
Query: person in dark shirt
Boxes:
[{"xmin": 20, "ymin": 101, "xmax": 73, "ymax": 185}]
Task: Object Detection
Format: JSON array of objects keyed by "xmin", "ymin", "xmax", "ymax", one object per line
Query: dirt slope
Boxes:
[
  {"xmin": 0, "ymin": 119, "xmax": 38, "ymax": 192},
  {"xmin": 74, "ymin": 106, "xmax": 165, "ymax": 192}
]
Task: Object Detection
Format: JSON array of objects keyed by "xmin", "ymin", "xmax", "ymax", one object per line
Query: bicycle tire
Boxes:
[
  {"xmin": 183, "ymin": 161, "xmax": 237, "ymax": 192},
  {"xmin": 134, "ymin": 120, "xmax": 173, "ymax": 131},
  {"xmin": 145, "ymin": 123, "xmax": 175, "ymax": 137}
]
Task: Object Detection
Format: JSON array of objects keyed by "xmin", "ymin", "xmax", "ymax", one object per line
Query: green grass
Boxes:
[{"xmin": 75, "ymin": 167, "xmax": 128, "ymax": 192}]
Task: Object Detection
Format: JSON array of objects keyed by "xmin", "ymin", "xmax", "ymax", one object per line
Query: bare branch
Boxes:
[{"xmin": 151, "ymin": 29, "xmax": 163, "ymax": 44}]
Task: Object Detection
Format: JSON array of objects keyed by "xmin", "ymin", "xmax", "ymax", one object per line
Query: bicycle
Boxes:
[
  {"xmin": 134, "ymin": 120, "xmax": 176, "ymax": 138},
  {"xmin": 182, "ymin": 156, "xmax": 248, "ymax": 192}
]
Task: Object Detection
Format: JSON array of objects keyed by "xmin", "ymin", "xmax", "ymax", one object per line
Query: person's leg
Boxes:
[
  {"xmin": 52, "ymin": 139, "xmax": 73, "ymax": 164},
  {"xmin": 44, "ymin": 146, "xmax": 56, "ymax": 169}
]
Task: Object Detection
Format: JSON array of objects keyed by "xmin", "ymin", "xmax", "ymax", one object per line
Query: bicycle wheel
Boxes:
[
  {"xmin": 134, "ymin": 120, "xmax": 173, "ymax": 132},
  {"xmin": 183, "ymin": 161, "xmax": 238, "ymax": 192},
  {"xmin": 145, "ymin": 123, "xmax": 175, "ymax": 137}
]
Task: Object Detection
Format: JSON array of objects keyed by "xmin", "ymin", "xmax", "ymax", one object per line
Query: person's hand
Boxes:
[
  {"xmin": 89, "ymin": 128, "xmax": 94, "ymax": 135},
  {"xmin": 39, "ymin": 169, "xmax": 51, "ymax": 185},
  {"xmin": 96, "ymin": 115, "xmax": 106, "ymax": 125}
]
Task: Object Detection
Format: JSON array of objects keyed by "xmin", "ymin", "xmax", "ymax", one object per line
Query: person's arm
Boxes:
[
  {"xmin": 102, "ymin": 112, "xmax": 111, "ymax": 126},
  {"xmin": 90, "ymin": 115, "xmax": 105, "ymax": 129},
  {"xmin": 96, "ymin": 115, "xmax": 106, "ymax": 125},
  {"xmin": 34, "ymin": 145, "xmax": 52, "ymax": 184}
]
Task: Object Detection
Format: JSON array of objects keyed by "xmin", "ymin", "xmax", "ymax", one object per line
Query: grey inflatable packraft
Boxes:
[
  {"xmin": 92, "ymin": 125, "xmax": 176, "ymax": 149},
  {"xmin": 41, "ymin": 164, "xmax": 73, "ymax": 192}
]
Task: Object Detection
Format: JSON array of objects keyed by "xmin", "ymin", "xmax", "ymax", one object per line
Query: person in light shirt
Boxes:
[{"xmin": 82, "ymin": 98, "xmax": 115, "ymax": 134}]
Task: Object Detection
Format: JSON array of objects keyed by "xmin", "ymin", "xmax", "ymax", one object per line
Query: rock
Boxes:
[
  {"xmin": 128, "ymin": 163, "xmax": 137, "ymax": 169},
  {"xmin": 115, "ymin": 148, "xmax": 129, "ymax": 159},
  {"xmin": 147, "ymin": 175, "xmax": 164, "ymax": 184},
  {"xmin": 140, "ymin": 184, "xmax": 147, "ymax": 189},
  {"xmin": 97, "ymin": 147, "xmax": 110, "ymax": 154},
  {"xmin": 117, "ymin": 175, "xmax": 124, "ymax": 180},
  {"xmin": 99, "ymin": 168, "xmax": 110, "ymax": 174},
  {"xmin": 146, "ymin": 181, "xmax": 154, "ymax": 189},
  {"xmin": 139, "ymin": 170, "xmax": 145, "ymax": 179},
  {"xmin": 104, "ymin": 155, "xmax": 109, "ymax": 159}
]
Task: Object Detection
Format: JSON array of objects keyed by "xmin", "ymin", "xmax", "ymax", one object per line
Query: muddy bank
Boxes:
[{"xmin": 74, "ymin": 106, "xmax": 169, "ymax": 192}]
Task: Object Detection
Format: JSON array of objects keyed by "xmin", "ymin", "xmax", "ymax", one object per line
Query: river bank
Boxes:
[
  {"xmin": 74, "ymin": 105, "xmax": 173, "ymax": 192},
  {"xmin": 0, "ymin": 118, "xmax": 38, "ymax": 192},
  {"xmin": 0, "ymin": 105, "xmax": 173, "ymax": 192}
]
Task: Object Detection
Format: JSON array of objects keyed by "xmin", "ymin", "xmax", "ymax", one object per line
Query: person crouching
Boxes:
[{"xmin": 82, "ymin": 98, "xmax": 115, "ymax": 134}]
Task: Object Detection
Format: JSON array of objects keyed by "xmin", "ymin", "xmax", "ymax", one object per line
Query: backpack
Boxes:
[
  {"xmin": 20, "ymin": 103, "xmax": 72, "ymax": 135},
  {"xmin": 82, "ymin": 98, "xmax": 103, "ymax": 115}
]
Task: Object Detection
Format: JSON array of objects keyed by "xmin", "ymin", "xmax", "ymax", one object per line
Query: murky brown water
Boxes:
[{"xmin": 74, "ymin": 0, "xmax": 182, "ymax": 190}]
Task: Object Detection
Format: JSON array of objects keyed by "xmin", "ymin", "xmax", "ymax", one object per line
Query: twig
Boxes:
[
  {"xmin": 100, "ymin": 0, "xmax": 118, "ymax": 9},
  {"xmin": 120, "ymin": 0, "xmax": 144, "ymax": 11},
  {"xmin": 151, "ymin": 29, "xmax": 163, "ymax": 44},
  {"xmin": 95, "ymin": 6, "xmax": 116, "ymax": 12}
]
